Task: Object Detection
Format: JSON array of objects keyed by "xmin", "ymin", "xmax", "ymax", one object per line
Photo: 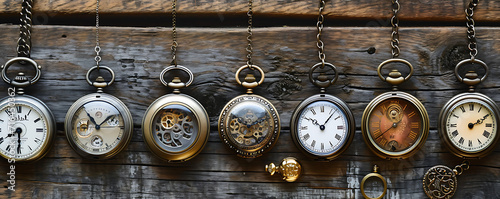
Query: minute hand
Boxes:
[{"xmin": 323, "ymin": 113, "xmax": 335, "ymax": 125}]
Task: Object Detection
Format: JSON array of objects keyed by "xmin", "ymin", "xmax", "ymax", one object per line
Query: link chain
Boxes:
[
  {"xmin": 246, "ymin": 0, "xmax": 254, "ymax": 69},
  {"xmin": 466, "ymin": 0, "xmax": 479, "ymax": 59},
  {"xmin": 171, "ymin": 0, "xmax": 178, "ymax": 66},
  {"xmin": 316, "ymin": 0, "xmax": 326, "ymax": 68},
  {"xmin": 17, "ymin": 0, "xmax": 33, "ymax": 58},
  {"xmin": 95, "ymin": 0, "xmax": 101, "ymax": 69},
  {"xmin": 453, "ymin": 160, "xmax": 470, "ymax": 176},
  {"xmin": 390, "ymin": 0, "xmax": 400, "ymax": 58}
]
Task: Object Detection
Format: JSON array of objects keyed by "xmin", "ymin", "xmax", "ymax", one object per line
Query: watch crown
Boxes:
[
  {"xmin": 14, "ymin": 72, "xmax": 29, "ymax": 82},
  {"xmin": 386, "ymin": 69, "xmax": 405, "ymax": 85}
]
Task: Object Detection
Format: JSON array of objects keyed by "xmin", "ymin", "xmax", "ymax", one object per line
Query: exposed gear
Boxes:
[{"xmin": 156, "ymin": 109, "xmax": 195, "ymax": 148}]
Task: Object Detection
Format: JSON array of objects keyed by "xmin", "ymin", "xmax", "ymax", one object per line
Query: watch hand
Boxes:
[
  {"xmin": 99, "ymin": 114, "xmax": 115, "ymax": 126},
  {"xmin": 16, "ymin": 128, "xmax": 21, "ymax": 154},
  {"xmin": 86, "ymin": 112, "xmax": 98, "ymax": 127},
  {"xmin": 469, "ymin": 114, "xmax": 490, "ymax": 129},
  {"xmin": 304, "ymin": 117, "xmax": 320, "ymax": 126},
  {"xmin": 323, "ymin": 113, "xmax": 335, "ymax": 125},
  {"xmin": 375, "ymin": 122, "xmax": 398, "ymax": 140}
]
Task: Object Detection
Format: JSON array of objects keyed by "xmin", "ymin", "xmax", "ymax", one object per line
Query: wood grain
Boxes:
[
  {"xmin": 0, "ymin": 0, "xmax": 499, "ymax": 22},
  {"xmin": 0, "ymin": 25, "xmax": 499, "ymax": 198}
]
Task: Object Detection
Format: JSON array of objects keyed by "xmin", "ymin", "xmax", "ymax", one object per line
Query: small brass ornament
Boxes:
[
  {"xmin": 265, "ymin": 157, "xmax": 302, "ymax": 182},
  {"xmin": 360, "ymin": 165, "xmax": 387, "ymax": 199}
]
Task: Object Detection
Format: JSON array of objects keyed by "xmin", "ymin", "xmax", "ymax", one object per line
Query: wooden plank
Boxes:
[
  {"xmin": 0, "ymin": 25, "xmax": 499, "ymax": 198},
  {"xmin": 0, "ymin": 0, "xmax": 499, "ymax": 22}
]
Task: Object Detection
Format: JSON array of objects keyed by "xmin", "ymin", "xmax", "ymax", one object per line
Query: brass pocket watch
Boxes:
[
  {"xmin": 0, "ymin": 0, "xmax": 56, "ymax": 163},
  {"xmin": 218, "ymin": 0, "xmax": 280, "ymax": 158},
  {"xmin": 142, "ymin": 0, "xmax": 210, "ymax": 162},
  {"xmin": 361, "ymin": 0, "xmax": 429, "ymax": 160},
  {"xmin": 423, "ymin": 1, "xmax": 499, "ymax": 198},
  {"xmin": 65, "ymin": 67, "xmax": 133, "ymax": 159},
  {"xmin": 65, "ymin": 3, "xmax": 133, "ymax": 159},
  {"xmin": 290, "ymin": 1, "xmax": 354, "ymax": 161}
]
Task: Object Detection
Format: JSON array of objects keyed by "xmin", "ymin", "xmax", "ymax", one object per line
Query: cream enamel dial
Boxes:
[
  {"xmin": 0, "ymin": 96, "xmax": 55, "ymax": 162},
  {"xmin": 439, "ymin": 93, "xmax": 500, "ymax": 158},
  {"xmin": 65, "ymin": 93, "xmax": 133, "ymax": 159}
]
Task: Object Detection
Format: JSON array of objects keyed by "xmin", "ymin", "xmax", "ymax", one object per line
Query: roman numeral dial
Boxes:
[{"xmin": 444, "ymin": 101, "xmax": 497, "ymax": 153}]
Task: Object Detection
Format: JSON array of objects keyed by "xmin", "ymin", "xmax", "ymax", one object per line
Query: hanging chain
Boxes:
[
  {"xmin": 453, "ymin": 160, "xmax": 470, "ymax": 176},
  {"xmin": 390, "ymin": 0, "xmax": 400, "ymax": 58},
  {"xmin": 94, "ymin": 0, "xmax": 101, "ymax": 70},
  {"xmin": 246, "ymin": 0, "xmax": 254, "ymax": 69},
  {"xmin": 466, "ymin": 0, "xmax": 479, "ymax": 59},
  {"xmin": 17, "ymin": 0, "xmax": 33, "ymax": 58},
  {"xmin": 171, "ymin": 0, "xmax": 178, "ymax": 66},
  {"xmin": 316, "ymin": 0, "xmax": 326, "ymax": 68}
]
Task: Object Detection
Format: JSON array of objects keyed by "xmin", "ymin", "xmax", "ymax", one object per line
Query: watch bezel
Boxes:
[
  {"xmin": 64, "ymin": 92, "xmax": 133, "ymax": 160},
  {"xmin": 290, "ymin": 94, "xmax": 355, "ymax": 160},
  {"xmin": 438, "ymin": 92, "xmax": 500, "ymax": 159},
  {"xmin": 361, "ymin": 91, "xmax": 430, "ymax": 160}
]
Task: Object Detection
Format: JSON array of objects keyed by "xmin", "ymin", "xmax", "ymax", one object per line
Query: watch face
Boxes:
[
  {"xmin": 366, "ymin": 98, "xmax": 424, "ymax": 153},
  {"xmin": 445, "ymin": 101, "xmax": 497, "ymax": 153},
  {"xmin": 296, "ymin": 101, "xmax": 349, "ymax": 156},
  {"xmin": 69, "ymin": 101, "xmax": 125, "ymax": 155},
  {"xmin": 0, "ymin": 103, "xmax": 48, "ymax": 160},
  {"xmin": 219, "ymin": 95, "xmax": 280, "ymax": 158},
  {"xmin": 152, "ymin": 104, "xmax": 199, "ymax": 153}
]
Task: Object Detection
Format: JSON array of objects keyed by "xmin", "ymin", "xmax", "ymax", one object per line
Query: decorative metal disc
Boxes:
[{"xmin": 423, "ymin": 165, "xmax": 457, "ymax": 199}]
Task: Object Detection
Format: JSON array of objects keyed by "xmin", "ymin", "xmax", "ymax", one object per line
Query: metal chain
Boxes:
[
  {"xmin": 171, "ymin": 0, "xmax": 178, "ymax": 66},
  {"xmin": 246, "ymin": 0, "xmax": 254, "ymax": 69},
  {"xmin": 17, "ymin": 0, "xmax": 33, "ymax": 58},
  {"xmin": 390, "ymin": 0, "xmax": 400, "ymax": 58},
  {"xmin": 94, "ymin": 0, "xmax": 101, "ymax": 70},
  {"xmin": 466, "ymin": 0, "xmax": 479, "ymax": 59},
  {"xmin": 453, "ymin": 160, "xmax": 470, "ymax": 176},
  {"xmin": 316, "ymin": 0, "xmax": 326, "ymax": 68}
]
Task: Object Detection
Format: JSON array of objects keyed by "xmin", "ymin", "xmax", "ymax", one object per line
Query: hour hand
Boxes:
[{"xmin": 304, "ymin": 117, "xmax": 320, "ymax": 126}]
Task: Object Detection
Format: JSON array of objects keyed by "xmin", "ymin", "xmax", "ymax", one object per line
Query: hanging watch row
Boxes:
[{"xmin": 0, "ymin": 0, "xmax": 499, "ymax": 197}]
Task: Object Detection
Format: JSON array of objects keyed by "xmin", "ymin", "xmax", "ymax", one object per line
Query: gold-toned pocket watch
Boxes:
[
  {"xmin": 64, "ymin": 2, "xmax": 133, "ymax": 159},
  {"xmin": 142, "ymin": 0, "xmax": 209, "ymax": 162},
  {"xmin": 218, "ymin": 0, "xmax": 280, "ymax": 158},
  {"xmin": 0, "ymin": 0, "xmax": 56, "ymax": 162},
  {"xmin": 290, "ymin": 0, "xmax": 354, "ymax": 161},
  {"xmin": 361, "ymin": 0, "xmax": 429, "ymax": 160},
  {"xmin": 423, "ymin": 1, "xmax": 499, "ymax": 198}
]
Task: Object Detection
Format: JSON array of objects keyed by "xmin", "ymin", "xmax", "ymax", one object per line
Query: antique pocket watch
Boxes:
[
  {"xmin": 362, "ymin": 0, "xmax": 429, "ymax": 160},
  {"xmin": 423, "ymin": 1, "xmax": 499, "ymax": 198},
  {"xmin": 142, "ymin": 0, "xmax": 209, "ymax": 162},
  {"xmin": 0, "ymin": 0, "xmax": 56, "ymax": 163},
  {"xmin": 65, "ymin": 66, "xmax": 133, "ymax": 159},
  {"xmin": 65, "ymin": 3, "xmax": 132, "ymax": 159},
  {"xmin": 290, "ymin": 1, "xmax": 354, "ymax": 161}
]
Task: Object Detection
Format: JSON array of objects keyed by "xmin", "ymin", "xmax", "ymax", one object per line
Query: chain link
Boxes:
[
  {"xmin": 16, "ymin": 0, "xmax": 33, "ymax": 58},
  {"xmin": 316, "ymin": 0, "xmax": 326, "ymax": 68},
  {"xmin": 390, "ymin": 0, "xmax": 400, "ymax": 58},
  {"xmin": 466, "ymin": 0, "xmax": 479, "ymax": 59},
  {"xmin": 246, "ymin": 0, "xmax": 254, "ymax": 69},
  {"xmin": 453, "ymin": 160, "xmax": 470, "ymax": 176},
  {"xmin": 171, "ymin": 0, "xmax": 178, "ymax": 66},
  {"xmin": 95, "ymin": 0, "xmax": 101, "ymax": 69}
]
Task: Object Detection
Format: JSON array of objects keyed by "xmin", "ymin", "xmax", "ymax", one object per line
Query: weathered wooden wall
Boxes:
[{"xmin": 0, "ymin": 0, "xmax": 500, "ymax": 198}]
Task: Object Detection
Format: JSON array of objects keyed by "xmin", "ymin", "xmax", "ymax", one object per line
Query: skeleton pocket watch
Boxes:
[
  {"xmin": 0, "ymin": 0, "xmax": 56, "ymax": 163},
  {"xmin": 290, "ymin": 0, "xmax": 354, "ymax": 161},
  {"xmin": 361, "ymin": 0, "xmax": 429, "ymax": 160},
  {"xmin": 142, "ymin": 0, "xmax": 209, "ymax": 162}
]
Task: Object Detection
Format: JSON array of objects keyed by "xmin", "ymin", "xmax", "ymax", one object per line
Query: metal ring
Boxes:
[
  {"xmin": 377, "ymin": 58, "xmax": 413, "ymax": 82},
  {"xmin": 159, "ymin": 65, "xmax": 194, "ymax": 87},
  {"xmin": 86, "ymin": 65, "xmax": 115, "ymax": 87},
  {"xmin": 360, "ymin": 171, "xmax": 387, "ymax": 199},
  {"xmin": 1, "ymin": 57, "xmax": 41, "ymax": 87},
  {"xmin": 309, "ymin": 62, "xmax": 338, "ymax": 88},
  {"xmin": 454, "ymin": 58, "xmax": 488, "ymax": 85},
  {"xmin": 235, "ymin": 64, "xmax": 265, "ymax": 86}
]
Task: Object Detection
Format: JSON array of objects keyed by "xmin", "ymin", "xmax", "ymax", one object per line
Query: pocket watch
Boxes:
[
  {"xmin": 290, "ymin": 66, "xmax": 354, "ymax": 160},
  {"xmin": 142, "ymin": 66, "xmax": 209, "ymax": 162},
  {"xmin": 361, "ymin": 59, "xmax": 429, "ymax": 160},
  {"xmin": 0, "ymin": 58, "xmax": 56, "ymax": 162},
  {"xmin": 218, "ymin": 65, "xmax": 280, "ymax": 158},
  {"xmin": 65, "ymin": 66, "xmax": 133, "ymax": 159}
]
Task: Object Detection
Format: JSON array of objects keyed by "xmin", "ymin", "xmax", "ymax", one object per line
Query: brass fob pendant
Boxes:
[
  {"xmin": 218, "ymin": 65, "xmax": 280, "ymax": 158},
  {"xmin": 143, "ymin": 66, "xmax": 210, "ymax": 162},
  {"xmin": 265, "ymin": 157, "xmax": 302, "ymax": 182},
  {"xmin": 423, "ymin": 161, "xmax": 469, "ymax": 199},
  {"xmin": 65, "ymin": 67, "xmax": 133, "ymax": 159}
]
